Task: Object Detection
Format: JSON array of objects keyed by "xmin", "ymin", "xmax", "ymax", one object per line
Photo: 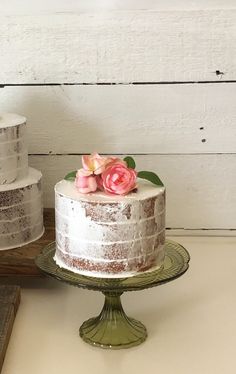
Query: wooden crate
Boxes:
[
  {"xmin": 0, "ymin": 209, "xmax": 54, "ymax": 277},
  {"xmin": 0, "ymin": 285, "xmax": 21, "ymax": 371}
]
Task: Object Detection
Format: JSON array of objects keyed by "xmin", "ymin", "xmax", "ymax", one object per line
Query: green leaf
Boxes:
[
  {"xmin": 123, "ymin": 156, "xmax": 136, "ymax": 169},
  {"xmin": 64, "ymin": 170, "xmax": 77, "ymax": 181},
  {"xmin": 137, "ymin": 171, "xmax": 164, "ymax": 187}
]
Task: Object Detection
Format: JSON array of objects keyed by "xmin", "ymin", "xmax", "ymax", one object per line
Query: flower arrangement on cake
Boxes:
[
  {"xmin": 64, "ymin": 152, "xmax": 163, "ymax": 195},
  {"xmin": 54, "ymin": 152, "xmax": 165, "ymax": 277}
]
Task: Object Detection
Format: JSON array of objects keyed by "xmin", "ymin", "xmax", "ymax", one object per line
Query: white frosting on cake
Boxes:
[
  {"xmin": 55, "ymin": 178, "xmax": 165, "ymax": 202},
  {"xmin": 0, "ymin": 167, "xmax": 41, "ymax": 191},
  {"xmin": 0, "ymin": 167, "xmax": 44, "ymax": 250},
  {"xmin": 0, "ymin": 113, "xmax": 28, "ymax": 184},
  {"xmin": 54, "ymin": 179, "xmax": 165, "ymax": 277},
  {"xmin": 0, "ymin": 112, "xmax": 44, "ymax": 251},
  {"xmin": 0, "ymin": 113, "xmax": 26, "ymax": 129}
]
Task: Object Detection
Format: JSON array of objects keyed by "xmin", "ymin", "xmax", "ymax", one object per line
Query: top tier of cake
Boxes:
[{"xmin": 0, "ymin": 113, "xmax": 28, "ymax": 184}]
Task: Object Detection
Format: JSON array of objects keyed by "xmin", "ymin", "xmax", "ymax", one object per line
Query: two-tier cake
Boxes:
[
  {"xmin": 0, "ymin": 113, "xmax": 44, "ymax": 250},
  {"xmin": 54, "ymin": 153, "xmax": 165, "ymax": 277}
]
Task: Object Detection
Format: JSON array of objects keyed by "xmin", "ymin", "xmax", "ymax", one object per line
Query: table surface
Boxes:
[{"xmin": 1, "ymin": 236, "xmax": 236, "ymax": 374}]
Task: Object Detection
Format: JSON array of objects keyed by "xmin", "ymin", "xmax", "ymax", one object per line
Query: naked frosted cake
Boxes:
[
  {"xmin": 54, "ymin": 153, "xmax": 165, "ymax": 278},
  {"xmin": 0, "ymin": 113, "xmax": 44, "ymax": 250}
]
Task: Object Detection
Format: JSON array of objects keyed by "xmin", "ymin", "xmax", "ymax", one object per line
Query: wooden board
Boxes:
[
  {"xmin": 1, "ymin": 84, "xmax": 236, "ymax": 154},
  {"xmin": 0, "ymin": 210, "xmax": 54, "ymax": 277},
  {"xmin": 0, "ymin": 285, "xmax": 20, "ymax": 372},
  {"xmin": 0, "ymin": 10, "xmax": 235, "ymax": 83}
]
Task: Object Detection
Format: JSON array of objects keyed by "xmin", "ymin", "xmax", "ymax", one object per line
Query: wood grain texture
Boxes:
[
  {"xmin": 0, "ymin": 210, "xmax": 54, "ymax": 277},
  {"xmin": 0, "ymin": 10, "xmax": 235, "ymax": 83},
  {"xmin": 0, "ymin": 286, "xmax": 20, "ymax": 372},
  {"xmin": 1, "ymin": 0, "xmax": 236, "ymax": 13},
  {"xmin": 1, "ymin": 84, "xmax": 236, "ymax": 154},
  {"xmin": 0, "ymin": 286, "xmax": 21, "ymax": 312},
  {"xmin": 29, "ymin": 154, "xmax": 236, "ymax": 229}
]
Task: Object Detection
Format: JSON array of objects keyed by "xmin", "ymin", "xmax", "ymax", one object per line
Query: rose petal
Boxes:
[
  {"xmin": 101, "ymin": 162, "xmax": 137, "ymax": 195},
  {"xmin": 75, "ymin": 174, "xmax": 98, "ymax": 194},
  {"xmin": 76, "ymin": 168, "xmax": 93, "ymax": 177}
]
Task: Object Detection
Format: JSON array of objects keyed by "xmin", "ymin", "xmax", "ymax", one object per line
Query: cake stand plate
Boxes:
[{"xmin": 35, "ymin": 240, "xmax": 190, "ymax": 349}]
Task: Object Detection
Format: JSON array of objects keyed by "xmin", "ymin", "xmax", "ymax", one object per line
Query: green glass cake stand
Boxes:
[{"xmin": 35, "ymin": 240, "xmax": 190, "ymax": 349}]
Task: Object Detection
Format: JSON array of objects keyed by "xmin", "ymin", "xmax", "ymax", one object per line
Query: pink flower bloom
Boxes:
[
  {"xmin": 102, "ymin": 162, "xmax": 137, "ymax": 195},
  {"xmin": 82, "ymin": 152, "xmax": 107, "ymax": 175},
  {"xmin": 75, "ymin": 172, "xmax": 97, "ymax": 194},
  {"xmin": 105, "ymin": 157, "xmax": 127, "ymax": 167}
]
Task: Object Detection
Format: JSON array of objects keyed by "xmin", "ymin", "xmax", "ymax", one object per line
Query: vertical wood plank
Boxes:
[{"xmin": 0, "ymin": 286, "xmax": 20, "ymax": 371}]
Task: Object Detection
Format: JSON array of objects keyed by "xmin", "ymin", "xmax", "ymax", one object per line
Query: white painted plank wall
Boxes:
[
  {"xmin": 0, "ymin": 85, "xmax": 236, "ymax": 154},
  {"xmin": 0, "ymin": 4, "xmax": 235, "ymax": 234},
  {"xmin": 0, "ymin": 11, "xmax": 236, "ymax": 83}
]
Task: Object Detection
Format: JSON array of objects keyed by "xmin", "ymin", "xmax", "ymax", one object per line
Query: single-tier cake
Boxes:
[{"xmin": 54, "ymin": 179, "xmax": 165, "ymax": 278}]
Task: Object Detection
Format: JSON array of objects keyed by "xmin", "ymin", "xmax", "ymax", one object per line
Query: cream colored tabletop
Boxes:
[{"xmin": 1, "ymin": 236, "xmax": 236, "ymax": 374}]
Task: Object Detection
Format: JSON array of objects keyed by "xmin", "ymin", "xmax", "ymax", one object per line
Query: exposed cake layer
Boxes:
[
  {"xmin": 0, "ymin": 113, "xmax": 28, "ymax": 184},
  {"xmin": 56, "ymin": 228, "xmax": 165, "ymax": 259},
  {"xmin": 54, "ymin": 179, "xmax": 165, "ymax": 277},
  {"xmin": 54, "ymin": 244, "xmax": 165, "ymax": 278},
  {"xmin": 0, "ymin": 167, "xmax": 44, "ymax": 250}
]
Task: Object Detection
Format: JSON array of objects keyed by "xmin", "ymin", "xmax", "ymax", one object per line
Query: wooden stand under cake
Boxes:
[{"xmin": 0, "ymin": 209, "xmax": 54, "ymax": 277}]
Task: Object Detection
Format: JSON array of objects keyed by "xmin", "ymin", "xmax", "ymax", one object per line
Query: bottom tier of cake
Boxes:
[{"xmin": 0, "ymin": 167, "xmax": 44, "ymax": 250}]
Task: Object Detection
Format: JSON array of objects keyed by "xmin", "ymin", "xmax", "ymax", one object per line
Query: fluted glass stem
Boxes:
[{"xmin": 79, "ymin": 291, "xmax": 147, "ymax": 349}]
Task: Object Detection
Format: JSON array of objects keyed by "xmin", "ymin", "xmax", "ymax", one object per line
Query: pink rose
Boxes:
[
  {"xmin": 75, "ymin": 171, "xmax": 97, "ymax": 194},
  {"xmin": 82, "ymin": 152, "xmax": 107, "ymax": 175},
  {"xmin": 105, "ymin": 157, "xmax": 127, "ymax": 167},
  {"xmin": 102, "ymin": 162, "xmax": 137, "ymax": 195}
]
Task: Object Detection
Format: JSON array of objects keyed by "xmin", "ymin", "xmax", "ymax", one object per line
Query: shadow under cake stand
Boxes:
[{"xmin": 35, "ymin": 240, "xmax": 190, "ymax": 349}]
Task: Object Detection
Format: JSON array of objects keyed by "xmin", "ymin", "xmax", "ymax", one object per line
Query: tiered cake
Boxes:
[{"xmin": 0, "ymin": 113, "xmax": 44, "ymax": 250}]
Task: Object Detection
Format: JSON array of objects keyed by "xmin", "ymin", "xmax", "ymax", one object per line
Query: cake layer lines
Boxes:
[
  {"xmin": 0, "ymin": 195, "xmax": 42, "ymax": 218},
  {"xmin": 0, "ymin": 166, "xmax": 44, "ymax": 250},
  {"xmin": 0, "ymin": 152, "xmax": 28, "ymax": 172},
  {"xmin": 0, "ymin": 209, "xmax": 43, "ymax": 234},
  {"xmin": 56, "ymin": 229, "xmax": 165, "ymax": 260},
  {"xmin": 0, "ymin": 139, "xmax": 26, "ymax": 157},
  {"xmin": 0, "ymin": 123, "xmax": 26, "ymax": 142},
  {"xmin": 56, "ymin": 209, "xmax": 165, "ymax": 242},
  {"xmin": 0, "ymin": 222, "xmax": 44, "ymax": 251},
  {"xmin": 56, "ymin": 239, "xmax": 165, "ymax": 262},
  {"xmin": 54, "ymin": 179, "xmax": 166, "ymax": 276},
  {"xmin": 0, "ymin": 151, "xmax": 28, "ymax": 161},
  {"xmin": 55, "ymin": 192, "xmax": 165, "ymax": 223},
  {"xmin": 55, "ymin": 245, "xmax": 165, "ymax": 276},
  {"xmin": 55, "ymin": 207, "xmax": 165, "ymax": 225},
  {"xmin": 0, "ymin": 114, "xmax": 27, "ymax": 184},
  {"xmin": 0, "ymin": 182, "xmax": 42, "ymax": 208}
]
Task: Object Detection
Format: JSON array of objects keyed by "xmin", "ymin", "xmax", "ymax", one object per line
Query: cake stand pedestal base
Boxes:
[
  {"xmin": 35, "ymin": 240, "xmax": 190, "ymax": 349},
  {"xmin": 80, "ymin": 291, "xmax": 147, "ymax": 349}
]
